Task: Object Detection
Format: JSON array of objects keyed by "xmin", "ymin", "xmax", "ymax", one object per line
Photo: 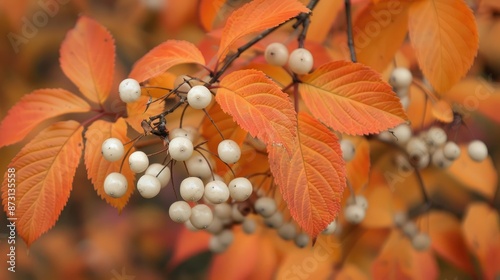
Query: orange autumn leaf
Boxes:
[
  {"xmin": 371, "ymin": 230, "xmax": 438, "ymax": 280},
  {"xmin": 446, "ymin": 145, "xmax": 497, "ymax": 200},
  {"xmin": 336, "ymin": 264, "xmax": 369, "ymax": 280},
  {"xmin": 425, "ymin": 211, "xmax": 475, "ymax": 276},
  {"xmin": 199, "ymin": 0, "xmax": 226, "ymax": 31},
  {"xmin": 361, "ymin": 185, "xmax": 395, "ymax": 228},
  {"xmin": 126, "ymin": 96, "xmax": 165, "ymax": 134},
  {"xmin": 84, "ymin": 118, "xmax": 135, "ymax": 211},
  {"xmin": 346, "ymin": 137, "xmax": 370, "ymax": 191},
  {"xmin": 1, "ymin": 120, "xmax": 84, "ymax": 246},
  {"xmin": 408, "ymin": 0, "xmax": 478, "ymax": 93},
  {"xmin": 128, "ymin": 40, "xmax": 206, "ymax": 83},
  {"xmin": 0, "ymin": 89, "xmax": 91, "ymax": 148},
  {"xmin": 306, "ymin": 0, "xmax": 343, "ymax": 43},
  {"xmin": 299, "ymin": 61, "xmax": 407, "ymax": 135},
  {"xmin": 208, "ymin": 228, "xmax": 261, "ymax": 280},
  {"xmin": 269, "ymin": 112, "xmax": 346, "ymax": 237},
  {"xmin": 431, "ymin": 99, "xmax": 453, "ymax": 123},
  {"xmin": 201, "ymin": 102, "xmax": 247, "ymax": 172},
  {"xmin": 354, "ymin": 0, "xmax": 410, "ymax": 72},
  {"xmin": 462, "ymin": 203, "xmax": 500, "ymax": 280},
  {"xmin": 216, "ymin": 69, "xmax": 296, "ymax": 154},
  {"xmin": 441, "ymin": 78, "xmax": 500, "ymax": 124},
  {"xmin": 60, "ymin": 16, "xmax": 115, "ymax": 105},
  {"xmin": 216, "ymin": 0, "xmax": 309, "ymax": 61},
  {"xmin": 169, "ymin": 227, "xmax": 211, "ymax": 268}
]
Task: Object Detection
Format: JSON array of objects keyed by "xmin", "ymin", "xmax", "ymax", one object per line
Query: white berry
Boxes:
[
  {"xmin": 254, "ymin": 197, "xmax": 277, "ymax": 218},
  {"xmin": 101, "ymin": 138, "xmax": 124, "ymax": 162},
  {"xmin": 347, "ymin": 195, "xmax": 369, "ymax": 209},
  {"xmin": 208, "ymin": 235, "xmax": 228, "ymax": 253},
  {"xmin": 214, "ymin": 203, "xmax": 232, "ymax": 220},
  {"xmin": 443, "ymin": 141, "xmax": 461, "ymax": 161},
  {"xmin": 412, "ymin": 232, "xmax": 431, "ymax": 251},
  {"xmin": 187, "ymin": 85, "xmax": 212, "ymax": 109},
  {"xmin": 393, "ymin": 211, "xmax": 408, "ymax": 227},
  {"xmin": 406, "ymin": 137, "xmax": 428, "ymax": 163},
  {"xmin": 426, "ymin": 126, "xmax": 447, "ymax": 147},
  {"xmin": 204, "ymin": 180, "xmax": 230, "ymax": 204},
  {"xmin": 180, "ymin": 177, "xmax": 204, "ymax": 202},
  {"xmin": 231, "ymin": 204, "xmax": 245, "ymax": 222},
  {"xmin": 169, "ymin": 201, "xmax": 191, "ymax": 223},
  {"xmin": 278, "ymin": 223, "xmax": 296, "ymax": 240},
  {"xmin": 205, "ymin": 217, "xmax": 224, "ymax": 234},
  {"xmin": 145, "ymin": 163, "xmax": 171, "ymax": 188},
  {"xmin": 344, "ymin": 204, "xmax": 366, "ymax": 224},
  {"xmin": 265, "ymin": 42, "xmax": 289, "ymax": 66},
  {"xmin": 218, "ymin": 139, "xmax": 241, "ymax": 164},
  {"xmin": 185, "ymin": 153, "xmax": 213, "ymax": 179},
  {"xmin": 392, "ymin": 124, "xmax": 412, "ymax": 145},
  {"xmin": 169, "ymin": 137, "xmax": 194, "ymax": 161},
  {"xmin": 119, "ymin": 78, "xmax": 141, "ymax": 103},
  {"xmin": 128, "ymin": 151, "xmax": 149, "ymax": 173},
  {"xmin": 264, "ymin": 211, "xmax": 283, "ymax": 229},
  {"xmin": 137, "ymin": 174, "xmax": 162, "ymax": 198},
  {"xmin": 216, "ymin": 229, "xmax": 234, "ymax": 247},
  {"xmin": 228, "ymin": 177, "xmax": 253, "ymax": 202},
  {"xmin": 104, "ymin": 172, "xmax": 128, "ymax": 198},
  {"xmin": 288, "ymin": 48, "xmax": 313, "ymax": 75},
  {"xmin": 242, "ymin": 218, "xmax": 256, "ymax": 234},
  {"xmin": 340, "ymin": 139, "xmax": 356, "ymax": 162},
  {"xmin": 294, "ymin": 233, "xmax": 310, "ymax": 248},
  {"xmin": 467, "ymin": 140, "xmax": 488, "ymax": 162},
  {"xmin": 389, "ymin": 67, "xmax": 412, "ymax": 89},
  {"xmin": 322, "ymin": 220, "xmax": 337, "ymax": 235},
  {"xmin": 402, "ymin": 221, "xmax": 418, "ymax": 238},
  {"xmin": 169, "ymin": 128, "xmax": 190, "ymax": 140},
  {"xmin": 432, "ymin": 148, "xmax": 452, "ymax": 169},
  {"xmin": 190, "ymin": 204, "xmax": 213, "ymax": 229}
]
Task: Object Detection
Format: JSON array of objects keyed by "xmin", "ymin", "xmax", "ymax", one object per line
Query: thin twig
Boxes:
[{"xmin": 345, "ymin": 0, "xmax": 357, "ymax": 62}]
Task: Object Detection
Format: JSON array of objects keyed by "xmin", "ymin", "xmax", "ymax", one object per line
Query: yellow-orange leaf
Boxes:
[
  {"xmin": 307, "ymin": 0, "xmax": 343, "ymax": 43},
  {"xmin": 201, "ymin": 103, "xmax": 247, "ymax": 172},
  {"xmin": 447, "ymin": 145, "xmax": 497, "ymax": 199},
  {"xmin": 269, "ymin": 112, "xmax": 346, "ymax": 236},
  {"xmin": 216, "ymin": 69, "xmax": 296, "ymax": 153},
  {"xmin": 1, "ymin": 121, "xmax": 83, "ymax": 246},
  {"xmin": 346, "ymin": 137, "xmax": 370, "ymax": 191},
  {"xmin": 129, "ymin": 40, "xmax": 205, "ymax": 83},
  {"xmin": 408, "ymin": 0, "xmax": 478, "ymax": 93},
  {"xmin": 462, "ymin": 203, "xmax": 500, "ymax": 280},
  {"xmin": 60, "ymin": 16, "xmax": 115, "ymax": 104},
  {"xmin": 199, "ymin": 0, "xmax": 226, "ymax": 31},
  {"xmin": 431, "ymin": 99, "xmax": 453, "ymax": 123},
  {"xmin": 84, "ymin": 118, "xmax": 135, "ymax": 210},
  {"xmin": 354, "ymin": 0, "xmax": 410, "ymax": 72},
  {"xmin": 216, "ymin": 0, "xmax": 309, "ymax": 61},
  {"xmin": 126, "ymin": 96, "xmax": 165, "ymax": 133},
  {"xmin": 300, "ymin": 61, "xmax": 407, "ymax": 135},
  {"xmin": 0, "ymin": 88, "xmax": 90, "ymax": 148}
]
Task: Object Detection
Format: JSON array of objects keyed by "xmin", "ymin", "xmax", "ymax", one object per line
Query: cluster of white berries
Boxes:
[
  {"xmin": 393, "ymin": 212, "xmax": 431, "ymax": 251},
  {"xmin": 344, "ymin": 195, "xmax": 368, "ymax": 224},
  {"xmin": 380, "ymin": 123, "xmax": 488, "ymax": 170},
  {"xmin": 264, "ymin": 42, "xmax": 314, "ymax": 75},
  {"xmin": 389, "ymin": 67, "xmax": 413, "ymax": 110}
]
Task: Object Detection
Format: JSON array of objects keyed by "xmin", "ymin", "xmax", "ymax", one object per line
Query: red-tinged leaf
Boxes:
[
  {"xmin": 299, "ymin": 61, "xmax": 407, "ymax": 135},
  {"xmin": 269, "ymin": 112, "xmax": 346, "ymax": 236},
  {"xmin": 60, "ymin": 16, "xmax": 115, "ymax": 104},
  {"xmin": 1, "ymin": 121, "xmax": 83, "ymax": 246},
  {"xmin": 126, "ymin": 96, "xmax": 165, "ymax": 134},
  {"xmin": 425, "ymin": 211, "xmax": 475, "ymax": 275},
  {"xmin": 216, "ymin": 69, "xmax": 296, "ymax": 153},
  {"xmin": 128, "ymin": 40, "xmax": 205, "ymax": 83},
  {"xmin": 346, "ymin": 137, "xmax": 370, "ymax": 191},
  {"xmin": 354, "ymin": 0, "xmax": 410, "ymax": 72},
  {"xmin": 446, "ymin": 145, "xmax": 497, "ymax": 199},
  {"xmin": 462, "ymin": 203, "xmax": 500, "ymax": 280},
  {"xmin": 441, "ymin": 78, "xmax": 500, "ymax": 124},
  {"xmin": 208, "ymin": 228, "xmax": 260, "ymax": 280},
  {"xmin": 84, "ymin": 118, "xmax": 135, "ymax": 210},
  {"xmin": 201, "ymin": 103, "xmax": 247, "ymax": 172},
  {"xmin": 408, "ymin": 0, "xmax": 478, "ymax": 93},
  {"xmin": 0, "ymin": 89, "xmax": 91, "ymax": 148},
  {"xmin": 168, "ymin": 227, "xmax": 210, "ymax": 268},
  {"xmin": 216, "ymin": 0, "xmax": 309, "ymax": 61},
  {"xmin": 371, "ymin": 230, "xmax": 439, "ymax": 280}
]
